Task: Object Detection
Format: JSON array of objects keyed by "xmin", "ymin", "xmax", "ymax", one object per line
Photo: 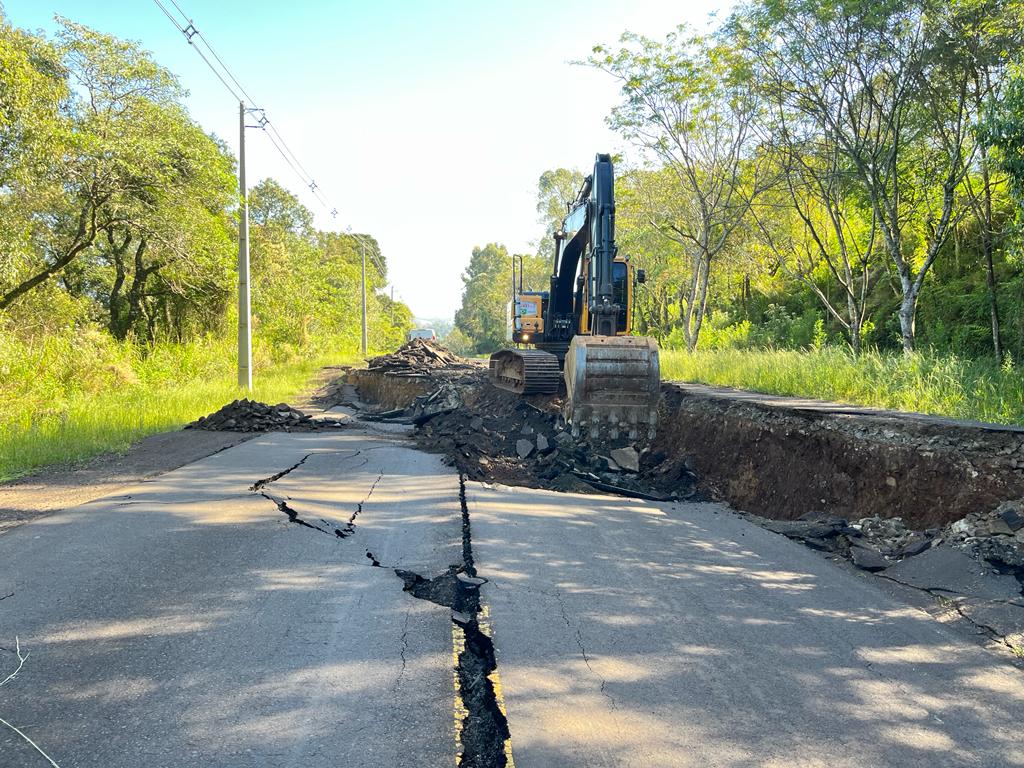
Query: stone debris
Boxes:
[
  {"xmin": 610, "ymin": 446, "xmax": 640, "ymax": 473},
  {"xmin": 186, "ymin": 399, "xmax": 345, "ymax": 432},
  {"xmin": 366, "ymin": 365, "xmax": 697, "ymax": 501},
  {"xmin": 366, "ymin": 338, "xmax": 466, "ymax": 374},
  {"xmin": 943, "ymin": 499, "xmax": 1024, "ymax": 571}
]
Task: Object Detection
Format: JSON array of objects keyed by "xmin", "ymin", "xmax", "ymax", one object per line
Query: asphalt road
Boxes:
[{"xmin": 1, "ymin": 416, "xmax": 1023, "ymax": 767}]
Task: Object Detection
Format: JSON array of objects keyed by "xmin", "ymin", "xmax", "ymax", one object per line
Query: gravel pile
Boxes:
[
  {"xmin": 186, "ymin": 399, "xmax": 345, "ymax": 432},
  {"xmin": 367, "ymin": 339, "xmax": 466, "ymax": 374}
]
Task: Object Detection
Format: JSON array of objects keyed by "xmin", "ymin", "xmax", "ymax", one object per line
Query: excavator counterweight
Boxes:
[{"xmin": 488, "ymin": 154, "xmax": 660, "ymax": 439}]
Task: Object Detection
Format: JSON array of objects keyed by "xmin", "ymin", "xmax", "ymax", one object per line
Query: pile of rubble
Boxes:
[
  {"xmin": 186, "ymin": 399, "xmax": 345, "ymax": 433},
  {"xmin": 366, "ymin": 339, "xmax": 468, "ymax": 374},
  {"xmin": 402, "ymin": 378, "xmax": 697, "ymax": 500},
  {"xmin": 757, "ymin": 501, "xmax": 1024, "ymax": 579},
  {"xmin": 945, "ymin": 500, "xmax": 1024, "ymax": 570}
]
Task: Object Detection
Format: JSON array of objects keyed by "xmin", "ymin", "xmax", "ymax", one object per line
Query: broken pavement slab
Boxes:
[
  {"xmin": 882, "ymin": 544, "xmax": 1024, "ymax": 603},
  {"xmin": 957, "ymin": 599, "xmax": 1024, "ymax": 650}
]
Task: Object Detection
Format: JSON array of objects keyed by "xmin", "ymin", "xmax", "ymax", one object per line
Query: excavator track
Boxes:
[{"xmin": 488, "ymin": 348, "xmax": 561, "ymax": 395}]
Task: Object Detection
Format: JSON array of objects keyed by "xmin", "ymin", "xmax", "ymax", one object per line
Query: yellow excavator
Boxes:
[{"xmin": 488, "ymin": 154, "xmax": 660, "ymax": 440}]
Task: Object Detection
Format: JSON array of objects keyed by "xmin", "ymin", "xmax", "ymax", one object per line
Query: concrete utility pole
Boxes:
[
  {"xmin": 360, "ymin": 237, "xmax": 368, "ymax": 356},
  {"xmin": 237, "ymin": 101, "xmax": 252, "ymax": 390}
]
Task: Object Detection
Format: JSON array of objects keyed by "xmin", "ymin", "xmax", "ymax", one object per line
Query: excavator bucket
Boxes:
[
  {"xmin": 488, "ymin": 348, "xmax": 561, "ymax": 394},
  {"xmin": 563, "ymin": 335, "xmax": 661, "ymax": 441}
]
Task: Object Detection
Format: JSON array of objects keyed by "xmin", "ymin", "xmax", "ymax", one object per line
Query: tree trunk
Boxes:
[
  {"xmin": 0, "ymin": 201, "xmax": 99, "ymax": 310},
  {"xmin": 899, "ymin": 290, "xmax": 917, "ymax": 355},
  {"xmin": 689, "ymin": 252, "xmax": 712, "ymax": 351},
  {"xmin": 981, "ymin": 178, "xmax": 1003, "ymax": 363}
]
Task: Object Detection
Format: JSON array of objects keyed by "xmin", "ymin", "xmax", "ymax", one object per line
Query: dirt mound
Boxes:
[
  {"xmin": 367, "ymin": 338, "xmax": 466, "ymax": 374},
  {"xmin": 398, "ymin": 371, "xmax": 697, "ymax": 501},
  {"xmin": 186, "ymin": 399, "xmax": 345, "ymax": 433}
]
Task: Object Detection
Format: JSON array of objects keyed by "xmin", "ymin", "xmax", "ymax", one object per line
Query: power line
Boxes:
[
  {"xmin": 151, "ymin": 0, "xmax": 382, "ymax": 275},
  {"xmin": 166, "ymin": 0, "xmax": 259, "ymax": 106},
  {"xmin": 152, "ymin": 0, "xmax": 242, "ymax": 102}
]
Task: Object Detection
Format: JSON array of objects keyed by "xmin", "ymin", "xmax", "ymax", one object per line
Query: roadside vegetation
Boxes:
[
  {"xmin": 448, "ymin": 0, "xmax": 1024, "ymax": 425},
  {"xmin": 661, "ymin": 348, "xmax": 1024, "ymax": 424},
  {"xmin": 0, "ymin": 14, "xmax": 410, "ymax": 480}
]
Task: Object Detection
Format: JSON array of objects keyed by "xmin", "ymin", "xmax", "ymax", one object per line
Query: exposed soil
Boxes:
[{"xmin": 657, "ymin": 383, "xmax": 1024, "ymax": 530}]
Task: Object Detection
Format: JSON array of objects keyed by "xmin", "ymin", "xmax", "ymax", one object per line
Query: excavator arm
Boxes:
[{"xmin": 489, "ymin": 154, "xmax": 661, "ymax": 442}]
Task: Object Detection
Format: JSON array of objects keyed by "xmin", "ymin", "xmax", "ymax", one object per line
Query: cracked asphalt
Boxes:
[{"xmin": 2, "ymin": 412, "xmax": 1024, "ymax": 767}]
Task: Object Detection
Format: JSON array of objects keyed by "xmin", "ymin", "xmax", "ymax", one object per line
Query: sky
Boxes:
[{"xmin": 6, "ymin": 0, "xmax": 728, "ymax": 320}]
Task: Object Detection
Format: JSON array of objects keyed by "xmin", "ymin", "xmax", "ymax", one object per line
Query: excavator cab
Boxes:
[{"xmin": 489, "ymin": 154, "xmax": 660, "ymax": 441}]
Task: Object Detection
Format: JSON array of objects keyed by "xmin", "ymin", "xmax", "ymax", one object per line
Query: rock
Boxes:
[
  {"xmin": 989, "ymin": 516, "xmax": 1016, "ymax": 536},
  {"xmin": 554, "ymin": 431, "xmax": 574, "ymax": 447},
  {"xmin": 520, "ymin": 424, "xmax": 534, "ymax": 435},
  {"xmin": 996, "ymin": 501, "xmax": 1024, "ymax": 532},
  {"xmin": 536, "ymin": 434, "xmax": 550, "ymax": 453},
  {"xmin": 516, "ymin": 439, "xmax": 534, "ymax": 459},
  {"xmin": 470, "ymin": 417, "xmax": 483, "ymax": 431},
  {"xmin": 610, "ymin": 446, "xmax": 640, "ymax": 473},
  {"xmin": 975, "ymin": 537, "xmax": 1024, "ymax": 569},
  {"xmin": 950, "ymin": 519, "xmax": 971, "ymax": 536},
  {"xmin": 456, "ymin": 573, "xmax": 487, "ymax": 587},
  {"xmin": 899, "ymin": 534, "xmax": 933, "ymax": 558},
  {"xmin": 849, "ymin": 543, "xmax": 889, "ymax": 572}
]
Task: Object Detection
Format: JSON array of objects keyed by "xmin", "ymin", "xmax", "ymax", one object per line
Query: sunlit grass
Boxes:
[
  {"xmin": 0, "ymin": 335, "xmax": 364, "ymax": 482},
  {"xmin": 659, "ymin": 347, "xmax": 1024, "ymax": 425}
]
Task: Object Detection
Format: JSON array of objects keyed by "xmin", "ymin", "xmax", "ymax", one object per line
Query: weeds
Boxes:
[
  {"xmin": 0, "ymin": 331, "xmax": 363, "ymax": 482},
  {"xmin": 660, "ymin": 347, "xmax": 1024, "ymax": 425}
]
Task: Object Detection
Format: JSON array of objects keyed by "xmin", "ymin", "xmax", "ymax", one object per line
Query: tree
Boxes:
[
  {"xmin": 587, "ymin": 29, "xmax": 768, "ymax": 350},
  {"xmin": 454, "ymin": 243, "xmax": 515, "ymax": 354},
  {"xmin": 734, "ymin": 0, "xmax": 988, "ymax": 353}
]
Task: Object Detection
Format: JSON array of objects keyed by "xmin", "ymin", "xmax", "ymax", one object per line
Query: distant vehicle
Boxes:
[{"xmin": 408, "ymin": 328, "xmax": 437, "ymax": 341}]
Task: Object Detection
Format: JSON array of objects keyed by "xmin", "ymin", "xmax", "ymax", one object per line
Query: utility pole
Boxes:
[
  {"xmin": 360, "ymin": 237, "xmax": 368, "ymax": 356},
  {"xmin": 237, "ymin": 100, "xmax": 252, "ymax": 390}
]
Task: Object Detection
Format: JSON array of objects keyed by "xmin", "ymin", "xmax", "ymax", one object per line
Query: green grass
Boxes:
[
  {"xmin": 0, "ymin": 331, "xmax": 364, "ymax": 482},
  {"xmin": 659, "ymin": 346, "xmax": 1024, "ymax": 425}
]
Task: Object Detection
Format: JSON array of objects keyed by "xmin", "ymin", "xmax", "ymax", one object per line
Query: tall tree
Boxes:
[
  {"xmin": 587, "ymin": 29, "xmax": 767, "ymax": 350},
  {"xmin": 734, "ymin": 0, "xmax": 986, "ymax": 353}
]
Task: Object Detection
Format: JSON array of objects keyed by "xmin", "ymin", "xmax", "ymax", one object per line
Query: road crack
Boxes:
[
  {"xmin": 250, "ymin": 453, "xmax": 313, "ymax": 491},
  {"xmin": 878, "ymin": 573, "xmax": 1023, "ymax": 655},
  {"xmin": 393, "ymin": 473, "xmax": 511, "ymax": 767}
]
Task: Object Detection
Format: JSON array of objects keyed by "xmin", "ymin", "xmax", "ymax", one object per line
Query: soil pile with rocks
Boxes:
[
  {"xmin": 390, "ymin": 368, "xmax": 698, "ymax": 501},
  {"xmin": 367, "ymin": 338, "xmax": 469, "ymax": 374},
  {"xmin": 186, "ymin": 399, "xmax": 346, "ymax": 432}
]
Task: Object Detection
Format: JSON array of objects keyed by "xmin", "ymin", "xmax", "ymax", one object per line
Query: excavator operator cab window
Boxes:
[{"xmin": 612, "ymin": 261, "xmax": 628, "ymax": 332}]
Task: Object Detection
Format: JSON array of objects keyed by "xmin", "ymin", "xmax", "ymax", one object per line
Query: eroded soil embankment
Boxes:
[{"xmin": 657, "ymin": 383, "xmax": 1024, "ymax": 530}]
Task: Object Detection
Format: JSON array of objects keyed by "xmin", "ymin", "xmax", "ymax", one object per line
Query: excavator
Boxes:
[{"xmin": 488, "ymin": 153, "xmax": 660, "ymax": 440}]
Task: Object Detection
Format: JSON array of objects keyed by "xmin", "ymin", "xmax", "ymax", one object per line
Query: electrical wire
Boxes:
[{"xmin": 151, "ymin": 0, "xmax": 386, "ymax": 279}]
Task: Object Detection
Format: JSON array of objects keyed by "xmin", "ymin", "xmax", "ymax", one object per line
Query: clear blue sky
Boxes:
[{"xmin": 6, "ymin": 0, "xmax": 728, "ymax": 318}]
